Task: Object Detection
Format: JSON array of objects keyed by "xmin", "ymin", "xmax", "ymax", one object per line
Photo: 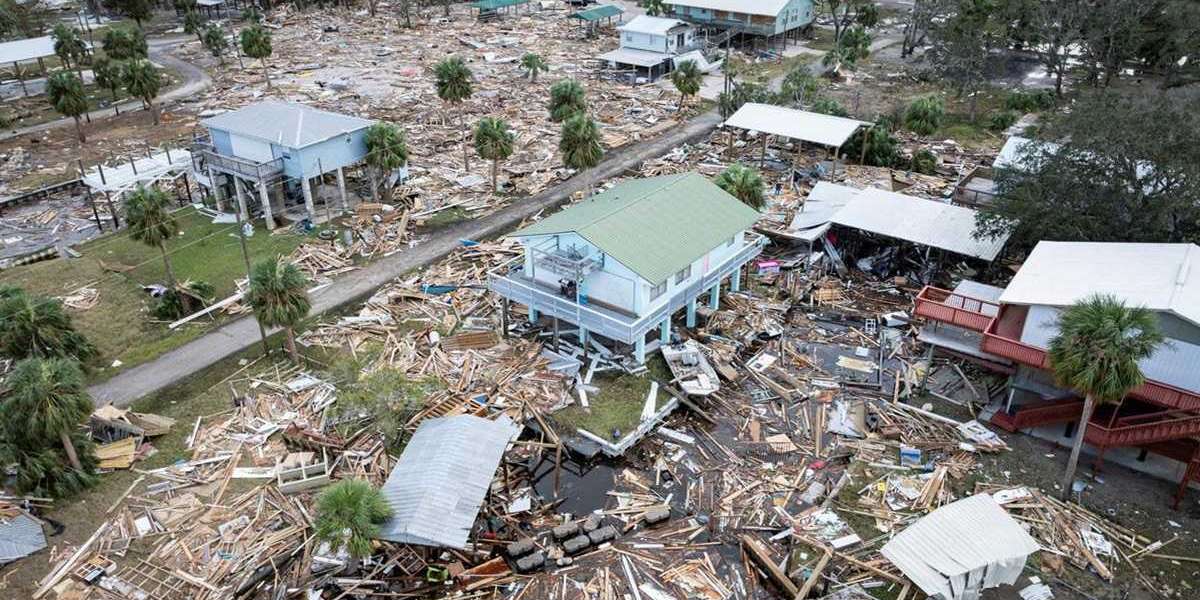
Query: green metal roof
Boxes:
[
  {"xmin": 512, "ymin": 172, "xmax": 760, "ymax": 284},
  {"xmin": 473, "ymin": 0, "xmax": 528, "ymax": 10},
  {"xmin": 570, "ymin": 4, "xmax": 625, "ymax": 21}
]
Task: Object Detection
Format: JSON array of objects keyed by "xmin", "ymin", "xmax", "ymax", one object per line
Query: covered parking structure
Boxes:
[
  {"xmin": 1, "ymin": 36, "xmax": 92, "ymax": 98},
  {"xmin": 570, "ymin": 4, "xmax": 625, "ymax": 36},
  {"xmin": 722, "ymin": 103, "xmax": 871, "ymax": 176}
]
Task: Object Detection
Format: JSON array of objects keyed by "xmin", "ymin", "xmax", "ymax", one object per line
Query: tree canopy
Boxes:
[
  {"xmin": 474, "ymin": 117, "xmax": 515, "ymax": 193},
  {"xmin": 364, "ymin": 122, "xmax": 409, "ymax": 202},
  {"xmin": 240, "ymin": 24, "xmax": 273, "ymax": 88},
  {"xmin": 123, "ymin": 58, "xmax": 162, "ymax": 124},
  {"xmin": 314, "ymin": 480, "xmax": 392, "ymax": 560},
  {"xmin": 670, "ymin": 60, "xmax": 702, "ymax": 109},
  {"xmin": 559, "ymin": 113, "xmax": 602, "ymax": 173},
  {"xmin": 714, "ymin": 164, "xmax": 766, "ymax": 210},
  {"xmin": 0, "ymin": 289, "xmax": 96, "ymax": 362},
  {"xmin": 548, "ymin": 78, "xmax": 586, "ymax": 123},
  {"xmin": 47, "ymin": 71, "xmax": 88, "ymax": 143},
  {"xmin": 975, "ymin": 89, "xmax": 1200, "ymax": 253},
  {"xmin": 248, "ymin": 258, "xmax": 311, "ymax": 363},
  {"xmin": 520, "ymin": 53, "xmax": 548, "ymax": 82}
]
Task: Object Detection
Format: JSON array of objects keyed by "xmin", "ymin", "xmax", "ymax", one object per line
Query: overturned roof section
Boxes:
[
  {"xmin": 724, "ymin": 103, "xmax": 870, "ymax": 149},
  {"xmin": 377, "ymin": 415, "xmax": 519, "ymax": 549},
  {"xmin": 665, "ymin": 0, "xmax": 790, "ymax": 17},
  {"xmin": 0, "ymin": 512, "xmax": 47, "ymax": 565},
  {"xmin": 598, "ymin": 47, "xmax": 671, "ymax": 67},
  {"xmin": 810, "ymin": 184, "xmax": 1009, "ymax": 261},
  {"xmin": 619, "ymin": 15, "xmax": 688, "ymax": 36},
  {"xmin": 201, "ymin": 101, "xmax": 374, "ymax": 149},
  {"xmin": 882, "ymin": 494, "xmax": 1039, "ymax": 600},
  {"xmin": 512, "ymin": 172, "xmax": 761, "ymax": 284},
  {"xmin": 999, "ymin": 241, "xmax": 1200, "ymax": 327}
]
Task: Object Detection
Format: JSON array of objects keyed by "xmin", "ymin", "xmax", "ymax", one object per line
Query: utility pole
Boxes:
[{"xmin": 231, "ymin": 180, "xmax": 270, "ymax": 355}]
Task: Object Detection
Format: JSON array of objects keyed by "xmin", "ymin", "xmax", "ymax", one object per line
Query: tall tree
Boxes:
[
  {"xmin": 240, "ymin": 24, "xmax": 273, "ymax": 89},
  {"xmin": 823, "ymin": 25, "xmax": 872, "ymax": 76},
  {"xmin": 102, "ymin": 27, "xmax": 148, "ymax": 61},
  {"xmin": 714, "ymin": 164, "xmax": 765, "ymax": 210},
  {"xmin": 976, "ymin": 90, "xmax": 1200, "ymax": 252},
  {"xmin": 183, "ymin": 9, "xmax": 204, "ymax": 44},
  {"xmin": 125, "ymin": 185, "xmax": 180, "ymax": 291},
  {"xmin": 473, "ymin": 117, "xmax": 514, "ymax": 193},
  {"xmin": 642, "ymin": 0, "xmax": 665, "ymax": 17},
  {"xmin": 929, "ymin": 0, "xmax": 1004, "ymax": 120},
  {"xmin": 1028, "ymin": 0, "xmax": 1087, "ymax": 96},
  {"xmin": 363, "ymin": 122, "xmax": 409, "ymax": 202},
  {"xmin": 901, "ymin": 0, "xmax": 950, "ymax": 58},
  {"xmin": 92, "ymin": 56, "xmax": 123, "ymax": 111},
  {"xmin": 314, "ymin": 480, "xmax": 392, "ymax": 562},
  {"xmin": 202, "ymin": 24, "xmax": 228, "ymax": 65},
  {"xmin": 1047, "ymin": 295, "xmax": 1162, "ymax": 500},
  {"xmin": 0, "ymin": 290, "xmax": 96, "ymax": 362},
  {"xmin": 780, "ymin": 66, "xmax": 821, "ymax": 109},
  {"xmin": 1135, "ymin": 0, "xmax": 1200, "ymax": 89},
  {"xmin": 670, "ymin": 60, "xmax": 702, "ymax": 109},
  {"xmin": 548, "ymin": 78, "xmax": 586, "ymax": 122},
  {"xmin": 1, "ymin": 0, "xmax": 50, "ymax": 41},
  {"xmin": 818, "ymin": 0, "xmax": 878, "ymax": 43},
  {"xmin": 520, "ymin": 52, "xmax": 548, "ymax": 83},
  {"xmin": 2, "ymin": 358, "xmax": 93, "ymax": 472},
  {"xmin": 47, "ymin": 71, "xmax": 88, "ymax": 143},
  {"xmin": 124, "ymin": 58, "xmax": 162, "ymax": 124},
  {"xmin": 115, "ymin": 0, "xmax": 154, "ymax": 29},
  {"xmin": 247, "ymin": 258, "xmax": 311, "ymax": 364},
  {"xmin": 434, "ymin": 56, "xmax": 474, "ymax": 171},
  {"xmin": 559, "ymin": 113, "xmax": 603, "ymax": 196}
]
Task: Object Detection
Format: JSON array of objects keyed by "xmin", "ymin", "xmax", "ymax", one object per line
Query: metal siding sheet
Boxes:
[
  {"xmin": 0, "ymin": 513, "xmax": 47, "ymax": 565},
  {"xmin": 377, "ymin": 415, "xmax": 519, "ymax": 549}
]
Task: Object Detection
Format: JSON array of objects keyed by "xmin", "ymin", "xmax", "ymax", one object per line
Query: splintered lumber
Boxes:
[
  {"xmin": 795, "ymin": 547, "xmax": 832, "ymax": 600},
  {"xmin": 658, "ymin": 381, "xmax": 718, "ymax": 425},
  {"xmin": 741, "ymin": 535, "xmax": 799, "ymax": 597}
]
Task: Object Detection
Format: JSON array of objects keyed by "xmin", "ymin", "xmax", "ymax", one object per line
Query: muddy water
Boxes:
[{"xmin": 530, "ymin": 456, "xmax": 617, "ymax": 516}]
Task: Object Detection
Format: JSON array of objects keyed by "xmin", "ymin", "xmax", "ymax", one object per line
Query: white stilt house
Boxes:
[
  {"xmin": 488, "ymin": 172, "xmax": 766, "ymax": 363},
  {"xmin": 192, "ymin": 101, "xmax": 374, "ymax": 229}
]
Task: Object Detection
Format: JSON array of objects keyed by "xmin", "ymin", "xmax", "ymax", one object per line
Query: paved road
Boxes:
[
  {"xmin": 88, "ymin": 111, "xmax": 725, "ymax": 407},
  {"xmin": 0, "ymin": 36, "xmax": 210, "ymax": 143}
]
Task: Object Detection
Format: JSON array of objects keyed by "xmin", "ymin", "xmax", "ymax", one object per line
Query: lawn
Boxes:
[
  {"xmin": 0, "ymin": 205, "xmax": 319, "ymax": 379},
  {"xmin": 0, "ymin": 69, "xmax": 175, "ymax": 131},
  {"xmin": 553, "ymin": 355, "xmax": 674, "ymax": 439}
]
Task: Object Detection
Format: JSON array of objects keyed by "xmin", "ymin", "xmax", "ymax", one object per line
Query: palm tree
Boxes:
[
  {"xmin": 314, "ymin": 480, "xmax": 392, "ymax": 562},
  {"xmin": 240, "ymin": 24, "xmax": 273, "ymax": 89},
  {"xmin": 364, "ymin": 122, "xmax": 409, "ymax": 202},
  {"xmin": 520, "ymin": 52, "xmax": 548, "ymax": 82},
  {"xmin": 670, "ymin": 60, "xmax": 702, "ymax": 109},
  {"xmin": 714, "ymin": 164, "xmax": 765, "ymax": 210},
  {"xmin": 123, "ymin": 58, "xmax": 162, "ymax": 125},
  {"xmin": 4, "ymin": 358, "xmax": 93, "ymax": 472},
  {"xmin": 434, "ymin": 56, "xmax": 474, "ymax": 172},
  {"xmin": 102, "ymin": 27, "xmax": 147, "ymax": 61},
  {"xmin": 474, "ymin": 117, "xmax": 515, "ymax": 193},
  {"xmin": 643, "ymin": 0, "xmax": 665, "ymax": 17},
  {"xmin": 202, "ymin": 24, "xmax": 229, "ymax": 65},
  {"xmin": 125, "ymin": 186, "xmax": 180, "ymax": 290},
  {"xmin": 559, "ymin": 113, "xmax": 603, "ymax": 195},
  {"xmin": 0, "ymin": 290, "xmax": 96, "ymax": 362},
  {"xmin": 183, "ymin": 9, "xmax": 205, "ymax": 44},
  {"xmin": 51, "ymin": 24, "xmax": 87, "ymax": 79},
  {"xmin": 1048, "ymin": 294, "xmax": 1163, "ymax": 500},
  {"xmin": 247, "ymin": 258, "xmax": 311, "ymax": 364},
  {"xmin": 92, "ymin": 56, "xmax": 123, "ymax": 112},
  {"xmin": 548, "ymin": 78, "xmax": 586, "ymax": 123},
  {"xmin": 47, "ymin": 72, "xmax": 88, "ymax": 143}
]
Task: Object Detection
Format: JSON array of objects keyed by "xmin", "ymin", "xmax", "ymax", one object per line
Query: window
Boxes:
[
  {"xmin": 625, "ymin": 33, "xmax": 633, "ymax": 42},
  {"xmin": 675, "ymin": 265, "xmax": 691, "ymax": 284},
  {"xmin": 649, "ymin": 280, "xmax": 667, "ymax": 300},
  {"xmin": 727, "ymin": 236, "xmax": 736, "ymax": 247}
]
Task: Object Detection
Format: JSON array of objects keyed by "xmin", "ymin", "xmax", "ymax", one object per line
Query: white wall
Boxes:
[
  {"xmin": 637, "ymin": 230, "xmax": 745, "ymax": 316},
  {"xmin": 229, "ymin": 134, "xmax": 276, "ymax": 163}
]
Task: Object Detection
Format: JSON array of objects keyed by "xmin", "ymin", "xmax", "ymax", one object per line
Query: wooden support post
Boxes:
[{"xmin": 13, "ymin": 62, "xmax": 26, "ymax": 96}]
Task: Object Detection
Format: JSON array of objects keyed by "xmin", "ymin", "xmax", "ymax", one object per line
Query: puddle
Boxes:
[{"xmin": 530, "ymin": 456, "xmax": 616, "ymax": 516}]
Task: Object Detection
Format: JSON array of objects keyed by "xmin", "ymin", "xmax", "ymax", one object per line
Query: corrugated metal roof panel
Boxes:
[
  {"xmin": 511, "ymin": 173, "xmax": 761, "ymax": 284},
  {"xmin": 819, "ymin": 184, "xmax": 1010, "ymax": 261},
  {"xmin": 724, "ymin": 103, "xmax": 870, "ymax": 148},
  {"xmin": 881, "ymin": 495, "xmax": 1039, "ymax": 600},
  {"xmin": 0, "ymin": 512, "xmax": 47, "ymax": 565},
  {"xmin": 201, "ymin": 101, "xmax": 374, "ymax": 149},
  {"xmin": 377, "ymin": 415, "xmax": 519, "ymax": 549}
]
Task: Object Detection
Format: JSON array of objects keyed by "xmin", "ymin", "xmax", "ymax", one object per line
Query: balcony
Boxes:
[
  {"xmin": 489, "ymin": 233, "xmax": 766, "ymax": 345},
  {"xmin": 192, "ymin": 142, "xmax": 285, "ymax": 182},
  {"xmin": 1084, "ymin": 410, "xmax": 1200, "ymax": 448},
  {"xmin": 914, "ymin": 286, "xmax": 1000, "ymax": 333}
]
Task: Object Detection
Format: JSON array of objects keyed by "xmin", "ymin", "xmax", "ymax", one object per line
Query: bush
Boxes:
[
  {"xmin": 1004, "ymin": 89, "xmax": 1055, "ymax": 113},
  {"xmin": 843, "ymin": 127, "xmax": 899, "ymax": 168},
  {"xmin": 151, "ymin": 281, "xmax": 214, "ymax": 320},
  {"xmin": 988, "ymin": 110, "xmax": 1019, "ymax": 131},
  {"xmin": 810, "ymin": 97, "xmax": 849, "ymax": 117},
  {"xmin": 910, "ymin": 149, "xmax": 938, "ymax": 174},
  {"xmin": 904, "ymin": 96, "xmax": 945, "ymax": 136}
]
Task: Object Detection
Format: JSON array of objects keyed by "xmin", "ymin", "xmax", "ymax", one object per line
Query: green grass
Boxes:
[
  {"xmin": 0, "ymin": 206, "xmax": 318, "ymax": 379},
  {"xmin": 421, "ymin": 206, "xmax": 471, "ymax": 230},
  {"xmin": 1, "ymin": 68, "xmax": 176, "ymax": 130},
  {"xmin": 553, "ymin": 356, "xmax": 673, "ymax": 438}
]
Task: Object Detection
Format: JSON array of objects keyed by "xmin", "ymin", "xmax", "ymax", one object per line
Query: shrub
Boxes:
[
  {"xmin": 910, "ymin": 149, "xmax": 938, "ymax": 174},
  {"xmin": 988, "ymin": 110, "xmax": 1019, "ymax": 132},
  {"xmin": 1004, "ymin": 89, "xmax": 1055, "ymax": 113},
  {"xmin": 810, "ymin": 97, "xmax": 849, "ymax": 118},
  {"xmin": 904, "ymin": 95, "xmax": 945, "ymax": 136},
  {"xmin": 843, "ymin": 127, "xmax": 899, "ymax": 168}
]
